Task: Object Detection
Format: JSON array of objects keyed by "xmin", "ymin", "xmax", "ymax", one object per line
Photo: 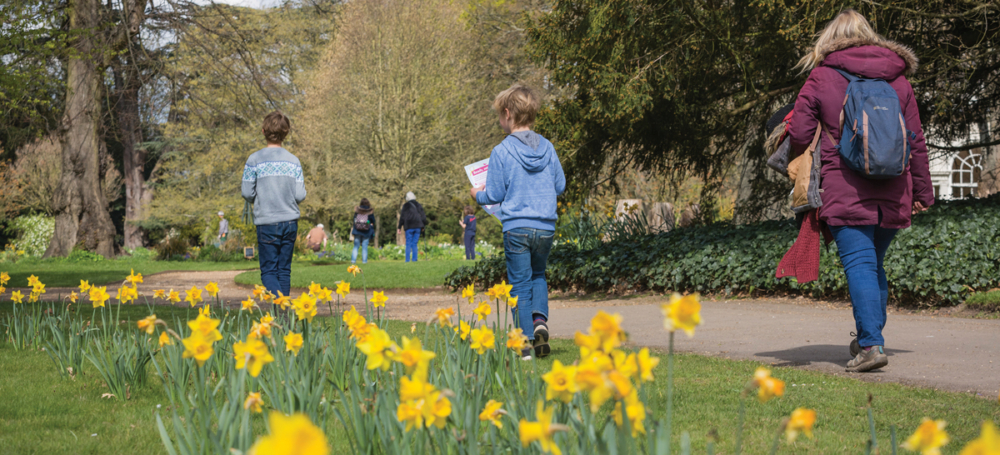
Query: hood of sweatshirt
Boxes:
[{"xmin": 507, "ymin": 131, "xmax": 552, "ymax": 172}]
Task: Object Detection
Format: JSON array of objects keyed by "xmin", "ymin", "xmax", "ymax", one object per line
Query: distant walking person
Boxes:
[
  {"xmin": 788, "ymin": 10, "xmax": 933, "ymax": 372},
  {"xmin": 217, "ymin": 211, "xmax": 229, "ymax": 243},
  {"xmin": 397, "ymin": 192, "xmax": 428, "ymax": 262},
  {"xmin": 459, "ymin": 206, "xmax": 477, "ymax": 260},
  {"xmin": 305, "ymin": 224, "xmax": 328, "ymax": 253},
  {"xmin": 241, "ymin": 111, "xmax": 306, "ymax": 300},
  {"xmin": 471, "ymin": 84, "xmax": 566, "ymax": 360},
  {"xmin": 352, "ymin": 199, "xmax": 376, "ymax": 264}
]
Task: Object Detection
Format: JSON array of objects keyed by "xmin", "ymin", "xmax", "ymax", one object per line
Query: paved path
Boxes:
[{"xmin": 547, "ymin": 298, "xmax": 1000, "ymax": 398}]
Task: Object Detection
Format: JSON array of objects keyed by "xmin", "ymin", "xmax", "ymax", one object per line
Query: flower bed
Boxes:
[{"xmin": 446, "ymin": 194, "xmax": 1000, "ymax": 306}]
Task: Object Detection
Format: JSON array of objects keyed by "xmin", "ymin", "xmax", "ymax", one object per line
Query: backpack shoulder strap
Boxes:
[{"xmin": 832, "ymin": 68, "xmax": 860, "ymax": 82}]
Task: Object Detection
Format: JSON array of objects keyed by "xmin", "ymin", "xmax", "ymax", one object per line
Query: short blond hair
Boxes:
[
  {"xmin": 493, "ymin": 84, "xmax": 540, "ymax": 128},
  {"xmin": 795, "ymin": 9, "xmax": 882, "ymax": 73}
]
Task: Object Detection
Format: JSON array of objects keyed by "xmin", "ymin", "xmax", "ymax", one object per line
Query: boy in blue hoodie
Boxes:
[{"xmin": 471, "ymin": 84, "xmax": 566, "ymax": 359}]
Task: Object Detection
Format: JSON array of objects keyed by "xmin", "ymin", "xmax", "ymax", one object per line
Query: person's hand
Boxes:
[
  {"xmin": 397, "ymin": 228, "xmax": 402, "ymax": 235},
  {"xmin": 470, "ymin": 184, "xmax": 485, "ymax": 199},
  {"xmin": 912, "ymin": 201, "xmax": 928, "ymax": 215}
]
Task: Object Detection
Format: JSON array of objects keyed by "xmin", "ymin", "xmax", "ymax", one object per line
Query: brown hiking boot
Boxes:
[{"xmin": 846, "ymin": 345, "xmax": 888, "ymax": 372}]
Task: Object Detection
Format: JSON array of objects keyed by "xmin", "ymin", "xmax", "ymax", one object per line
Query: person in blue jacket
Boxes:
[
  {"xmin": 471, "ymin": 84, "xmax": 566, "ymax": 360},
  {"xmin": 459, "ymin": 206, "xmax": 477, "ymax": 260}
]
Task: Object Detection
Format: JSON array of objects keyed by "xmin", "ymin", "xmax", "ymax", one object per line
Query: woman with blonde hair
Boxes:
[{"xmin": 787, "ymin": 10, "xmax": 934, "ymax": 372}]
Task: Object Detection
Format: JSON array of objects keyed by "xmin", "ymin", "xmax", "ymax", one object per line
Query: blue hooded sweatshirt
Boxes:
[{"xmin": 475, "ymin": 131, "xmax": 566, "ymax": 232}]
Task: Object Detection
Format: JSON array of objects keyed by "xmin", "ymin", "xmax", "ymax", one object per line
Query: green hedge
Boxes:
[{"xmin": 445, "ymin": 194, "xmax": 1000, "ymax": 306}]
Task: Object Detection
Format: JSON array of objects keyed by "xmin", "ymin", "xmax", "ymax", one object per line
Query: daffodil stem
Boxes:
[
  {"xmin": 866, "ymin": 404, "xmax": 877, "ymax": 453},
  {"xmin": 890, "ymin": 425, "xmax": 897, "ymax": 455},
  {"xmin": 735, "ymin": 396, "xmax": 746, "ymax": 455},
  {"xmin": 768, "ymin": 423, "xmax": 783, "ymax": 455},
  {"xmin": 666, "ymin": 330, "xmax": 674, "ymax": 455}
]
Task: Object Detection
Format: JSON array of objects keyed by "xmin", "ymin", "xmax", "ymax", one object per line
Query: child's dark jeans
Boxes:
[{"xmin": 504, "ymin": 227, "xmax": 555, "ymax": 340}]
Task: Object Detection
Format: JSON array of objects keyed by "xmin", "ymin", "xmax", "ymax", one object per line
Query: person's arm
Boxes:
[
  {"xmin": 241, "ymin": 162, "xmax": 257, "ymax": 202},
  {"xmin": 474, "ymin": 149, "xmax": 506, "ymax": 205},
  {"xmin": 787, "ymin": 69, "xmax": 825, "ymax": 157},
  {"xmin": 459, "ymin": 217, "xmax": 466, "ymax": 229},
  {"xmin": 902, "ymin": 80, "xmax": 935, "ymax": 210},
  {"xmin": 293, "ymin": 164, "xmax": 307, "ymax": 203},
  {"xmin": 397, "ymin": 207, "xmax": 405, "ymax": 231},
  {"xmin": 419, "ymin": 206, "xmax": 428, "ymax": 228},
  {"xmin": 553, "ymin": 153, "xmax": 567, "ymax": 196}
]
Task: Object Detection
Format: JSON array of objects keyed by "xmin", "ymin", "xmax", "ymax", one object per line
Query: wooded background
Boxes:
[{"xmin": 1, "ymin": 0, "xmax": 997, "ymax": 255}]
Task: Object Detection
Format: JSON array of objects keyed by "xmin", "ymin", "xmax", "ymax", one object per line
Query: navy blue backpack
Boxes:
[{"xmin": 833, "ymin": 68, "xmax": 915, "ymax": 179}]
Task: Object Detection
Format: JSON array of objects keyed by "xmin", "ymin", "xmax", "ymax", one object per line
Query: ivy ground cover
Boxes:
[{"xmin": 1, "ymin": 270, "xmax": 998, "ymax": 454}]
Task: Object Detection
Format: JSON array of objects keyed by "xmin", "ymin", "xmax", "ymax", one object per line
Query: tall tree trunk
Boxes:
[
  {"xmin": 46, "ymin": 0, "xmax": 117, "ymax": 258},
  {"xmin": 115, "ymin": 60, "xmax": 147, "ymax": 250}
]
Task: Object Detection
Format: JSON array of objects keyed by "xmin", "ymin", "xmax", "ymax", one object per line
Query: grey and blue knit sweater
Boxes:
[{"xmin": 241, "ymin": 147, "xmax": 307, "ymax": 225}]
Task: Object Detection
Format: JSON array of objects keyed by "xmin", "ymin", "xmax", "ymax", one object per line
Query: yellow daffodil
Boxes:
[
  {"xmin": 153, "ymin": 289, "xmax": 166, "ymax": 299},
  {"xmin": 182, "ymin": 331, "xmax": 215, "ymax": 367},
  {"xmin": 79, "ymin": 280, "xmax": 91, "ymax": 293},
  {"xmin": 479, "ymin": 400, "xmax": 505, "ymax": 429},
  {"xmin": 433, "ymin": 307, "xmax": 455, "ymax": 326},
  {"xmin": 314, "ymin": 286, "xmax": 333, "ymax": 303},
  {"xmin": 308, "ymin": 281, "xmax": 323, "ymax": 296},
  {"xmin": 902, "ymin": 418, "xmax": 949, "ymax": 455},
  {"xmin": 28, "ymin": 292, "xmax": 39, "ymax": 303},
  {"xmin": 486, "ymin": 284, "xmax": 502, "ymax": 300},
  {"xmin": 250, "ymin": 412, "xmax": 329, "ymax": 455},
  {"xmin": 68, "ymin": 291, "xmax": 78, "ymax": 304},
  {"xmin": 496, "ymin": 280, "xmax": 512, "ymax": 300},
  {"xmin": 126, "ymin": 269, "xmax": 143, "ymax": 286},
  {"xmin": 424, "ymin": 391, "xmax": 452, "ymax": 429},
  {"xmin": 611, "ymin": 350, "xmax": 639, "ymax": 379},
  {"xmin": 469, "ymin": 326, "xmax": 496, "ymax": 354},
  {"xmin": 167, "ymin": 289, "xmax": 181, "ymax": 304},
  {"xmin": 116, "ymin": 285, "xmax": 137, "ymax": 304},
  {"xmin": 26, "ymin": 274, "xmax": 39, "ymax": 287},
  {"xmin": 244, "ymin": 391, "xmax": 264, "ymax": 413},
  {"xmin": 507, "ymin": 295, "xmax": 518, "ymax": 308},
  {"xmin": 753, "ymin": 367, "xmax": 785, "ymax": 403},
  {"xmin": 399, "ymin": 376, "xmax": 437, "ymax": 401},
  {"xmin": 786, "ymin": 408, "xmax": 817, "ymax": 442},
  {"xmin": 506, "ymin": 328, "xmax": 529, "ymax": 352},
  {"xmin": 959, "ymin": 421, "xmax": 1000, "ymax": 455},
  {"xmin": 611, "ymin": 390, "xmax": 646, "ymax": 437},
  {"xmin": 184, "ymin": 286, "xmax": 203, "ymax": 307},
  {"xmin": 158, "ymin": 331, "xmax": 173, "ymax": 347},
  {"xmin": 252, "ymin": 314, "xmax": 275, "ymax": 339},
  {"xmin": 292, "ymin": 293, "xmax": 318, "ymax": 323},
  {"xmin": 284, "ymin": 332, "xmax": 304, "ymax": 356},
  {"xmin": 336, "ymin": 281, "xmax": 350, "ymax": 298},
  {"xmin": 589, "ymin": 311, "xmax": 625, "ymax": 352},
  {"xmin": 11, "ymin": 290, "xmax": 23, "ymax": 304},
  {"xmin": 0, "ymin": 272, "xmax": 8, "ymax": 285},
  {"xmin": 395, "ymin": 337, "xmax": 436, "ymax": 381},
  {"xmin": 241, "ymin": 297, "xmax": 256, "ymax": 311},
  {"xmin": 32, "ymin": 282, "xmax": 46, "ymax": 296},
  {"xmin": 233, "ymin": 336, "xmax": 274, "ymax": 377},
  {"xmin": 356, "ymin": 328, "xmax": 394, "ymax": 371},
  {"xmin": 473, "ymin": 301, "xmax": 492, "ymax": 321},
  {"xmin": 636, "ymin": 348, "xmax": 659, "ymax": 382},
  {"xmin": 574, "ymin": 331, "xmax": 603, "ymax": 358},
  {"xmin": 198, "ymin": 305, "xmax": 211, "ymax": 318},
  {"xmin": 273, "ymin": 292, "xmax": 290, "ymax": 310},
  {"xmin": 137, "ymin": 315, "xmax": 157, "ymax": 335},
  {"xmin": 370, "ymin": 291, "xmax": 388, "ymax": 308},
  {"xmin": 462, "ymin": 284, "xmax": 475, "ymax": 304},
  {"xmin": 397, "ymin": 400, "xmax": 425, "ymax": 431},
  {"xmin": 89, "ymin": 286, "xmax": 109, "ymax": 308},
  {"xmin": 252, "ymin": 285, "xmax": 269, "ymax": 301},
  {"xmin": 187, "ymin": 313, "xmax": 223, "ymax": 342},
  {"xmin": 575, "ymin": 355, "xmax": 615, "ymax": 411},
  {"xmin": 347, "ymin": 265, "xmax": 361, "ymax": 276},
  {"xmin": 457, "ymin": 320, "xmax": 471, "ymax": 340},
  {"xmin": 607, "ymin": 370, "xmax": 634, "ymax": 399},
  {"xmin": 661, "ymin": 293, "xmax": 702, "ymax": 337},
  {"xmin": 519, "ymin": 401, "xmax": 565, "ymax": 455},
  {"xmin": 543, "ymin": 360, "xmax": 579, "ymax": 403},
  {"xmin": 204, "ymin": 282, "xmax": 219, "ymax": 298}
]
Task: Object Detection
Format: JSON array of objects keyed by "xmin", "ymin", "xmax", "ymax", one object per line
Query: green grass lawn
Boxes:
[
  {"xmin": 1, "ymin": 258, "xmax": 257, "ymax": 288},
  {"xmin": 234, "ymin": 259, "xmax": 467, "ymax": 289},
  {"xmin": 1, "ymin": 306, "xmax": 997, "ymax": 454}
]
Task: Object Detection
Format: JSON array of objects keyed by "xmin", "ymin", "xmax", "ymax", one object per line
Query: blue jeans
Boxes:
[
  {"xmin": 257, "ymin": 220, "xmax": 297, "ymax": 298},
  {"xmin": 504, "ymin": 228, "xmax": 555, "ymax": 340},
  {"xmin": 405, "ymin": 229, "xmax": 421, "ymax": 262},
  {"xmin": 463, "ymin": 231, "xmax": 476, "ymax": 260},
  {"xmin": 352, "ymin": 232, "xmax": 370, "ymax": 264},
  {"xmin": 829, "ymin": 224, "xmax": 898, "ymax": 348}
]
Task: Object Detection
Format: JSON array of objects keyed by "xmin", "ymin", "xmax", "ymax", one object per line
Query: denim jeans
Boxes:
[
  {"xmin": 257, "ymin": 220, "xmax": 297, "ymax": 299},
  {"xmin": 352, "ymin": 233, "xmax": 370, "ymax": 264},
  {"xmin": 829, "ymin": 224, "xmax": 898, "ymax": 348},
  {"xmin": 405, "ymin": 229, "xmax": 421, "ymax": 262},
  {"xmin": 463, "ymin": 231, "xmax": 476, "ymax": 260},
  {"xmin": 504, "ymin": 227, "xmax": 555, "ymax": 340}
]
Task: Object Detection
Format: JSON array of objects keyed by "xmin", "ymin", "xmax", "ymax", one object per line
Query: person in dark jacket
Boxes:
[
  {"xmin": 788, "ymin": 9, "xmax": 934, "ymax": 373},
  {"xmin": 458, "ymin": 206, "xmax": 477, "ymax": 260},
  {"xmin": 351, "ymin": 199, "xmax": 376, "ymax": 264},
  {"xmin": 396, "ymin": 192, "xmax": 428, "ymax": 262}
]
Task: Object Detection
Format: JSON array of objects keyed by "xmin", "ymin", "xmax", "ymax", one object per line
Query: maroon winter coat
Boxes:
[{"xmin": 788, "ymin": 38, "xmax": 935, "ymax": 229}]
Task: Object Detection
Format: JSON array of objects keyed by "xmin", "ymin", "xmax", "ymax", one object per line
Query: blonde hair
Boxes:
[
  {"xmin": 493, "ymin": 84, "xmax": 540, "ymax": 128},
  {"xmin": 795, "ymin": 9, "xmax": 882, "ymax": 73}
]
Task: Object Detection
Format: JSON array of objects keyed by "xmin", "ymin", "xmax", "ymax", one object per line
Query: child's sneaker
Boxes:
[
  {"xmin": 521, "ymin": 347, "xmax": 533, "ymax": 361},
  {"xmin": 533, "ymin": 320, "xmax": 550, "ymax": 358},
  {"xmin": 846, "ymin": 345, "xmax": 888, "ymax": 372}
]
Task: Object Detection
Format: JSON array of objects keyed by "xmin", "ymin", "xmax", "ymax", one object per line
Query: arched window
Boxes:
[{"xmin": 951, "ymin": 150, "xmax": 982, "ymax": 199}]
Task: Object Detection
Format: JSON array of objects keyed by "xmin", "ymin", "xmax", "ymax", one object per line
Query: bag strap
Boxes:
[
  {"xmin": 832, "ymin": 68, "xmax": 860, "ymax": 82},
  {"xmin": 807, "ymin": 123, "xmax": 838, "ymax": 154}
]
